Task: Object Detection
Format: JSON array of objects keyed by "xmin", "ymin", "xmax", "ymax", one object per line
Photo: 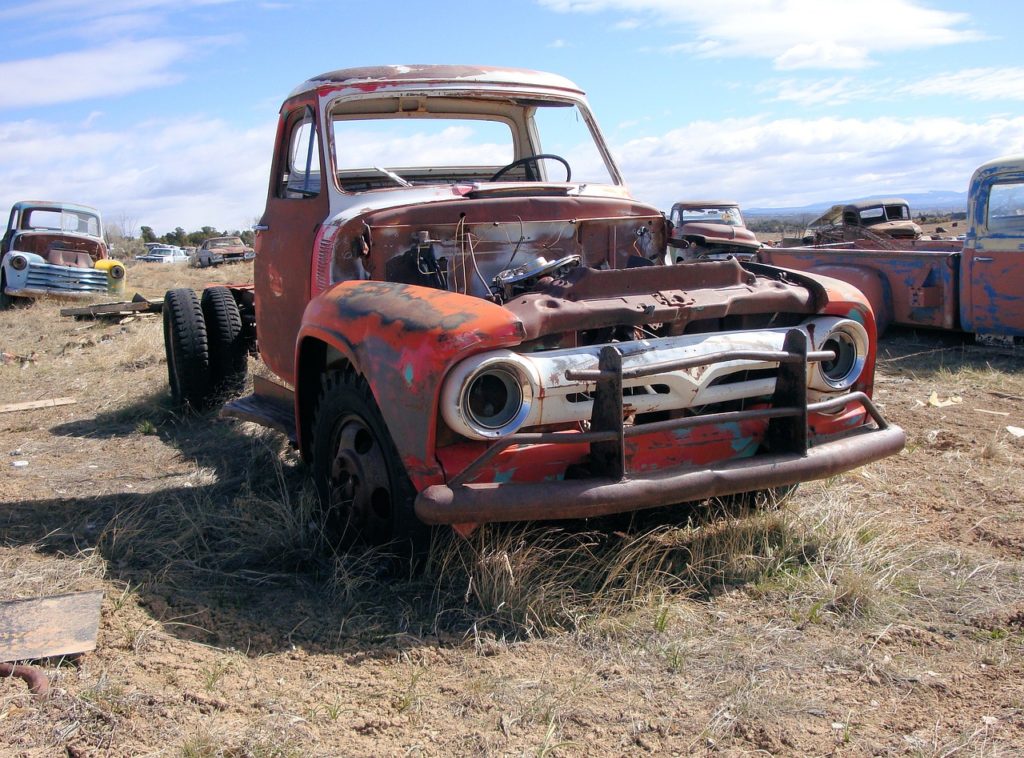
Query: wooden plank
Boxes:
[
  {"xmin": 0, "ymin": 397, "xmax": 77, "ymax": 414},
  {"xmin": 60, "ymin": 298, "xmax": 163, "ymax": 317},
  {"xmin": 0, "ymin": 591, "xmax": 103, "ymax": 662}
]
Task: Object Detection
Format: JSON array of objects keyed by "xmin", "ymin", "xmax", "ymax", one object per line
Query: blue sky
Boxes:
[{"xmin": 1, "ymin": 0, "xmax": 1021, "ymax": 234}]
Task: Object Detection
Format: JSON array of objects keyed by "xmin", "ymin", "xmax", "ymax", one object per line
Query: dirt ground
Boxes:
[{"xmin": 1, "ymin": 261, "xmax": 1022, "ymax": 757}]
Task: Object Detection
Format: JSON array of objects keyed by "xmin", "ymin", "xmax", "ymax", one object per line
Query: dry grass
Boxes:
[{"xmin": 2, "ymin": 273, "xmax": 1024, "ymax": 754}]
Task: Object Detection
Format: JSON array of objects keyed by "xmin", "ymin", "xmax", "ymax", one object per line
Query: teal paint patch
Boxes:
[
  {"xmin": 845, "ymin": 307, "xmax": 865, "ymax": 325},
  {"xmin": 404, "ymin": 363, "xmax": 414, "ymax": 385},
  {"xmin": 719, "ymin": 421, "xmax": 758, "ymax": 455}
]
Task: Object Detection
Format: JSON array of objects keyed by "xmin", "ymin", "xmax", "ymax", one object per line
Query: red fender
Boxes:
[{"xmin": 295, "ymin": 281, "xmax": 525, "ymax": 488}]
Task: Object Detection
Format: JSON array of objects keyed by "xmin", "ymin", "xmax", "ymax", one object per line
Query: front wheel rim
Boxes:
[{"xmin": 328, "ymin": 414, "xmax": 393, "ymax": 537}]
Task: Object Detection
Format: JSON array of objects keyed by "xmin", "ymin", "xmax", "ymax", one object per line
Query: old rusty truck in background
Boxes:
[
  {"xmin": 760, "ymin": 156, "xmax": 1024, "ymax": 337},
  {"xmin": 797, "ymin": 198, "xmax": 923, "ymax": 245},
  {"xmin": 1, "ymin": 201, "xmax": 125, "ymax": 309},
  {"xmin": 161, "ymin": 65, "xmax": 904, "ymax": 546},
  {"xmin": 667, "ymin": 200, "xmax": 761, "ymax": 262}
]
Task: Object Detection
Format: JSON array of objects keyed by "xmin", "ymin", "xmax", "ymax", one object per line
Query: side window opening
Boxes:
[
  {"xmin": 987, "ymin": 181, "xmax": 1024, "ymax": 233},
  {"xmin": 279, "ymin": 106, "xmax": 321, "ymax": 199}
]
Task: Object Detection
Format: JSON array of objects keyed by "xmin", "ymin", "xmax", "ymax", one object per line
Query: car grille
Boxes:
[{"xmin": 25, "ymin": 262, "xmax": 109, "ymax": 294}]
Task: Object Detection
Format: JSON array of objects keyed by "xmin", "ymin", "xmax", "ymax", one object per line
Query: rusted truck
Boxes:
[
  {"xmin": 792, "ymin": 198, "xmax": 922, "ymax": 246},
  {"xmin": 667, "ymin": 200, "xmax": 761, "ymax": 262},
  {"xmin": 760, "ymin": 156, "xmax": 1024, "ymax": 337},
  {"xmin": 1, "ymin": 201, "xmax": 125, "ymax": 309},
  {"xmin": 161, "ymin": 65, "xmax": 904, "ymax": 546},
  {"xmin": 191, "ymin": 236, "xmax": 256, "ymax": 268}
]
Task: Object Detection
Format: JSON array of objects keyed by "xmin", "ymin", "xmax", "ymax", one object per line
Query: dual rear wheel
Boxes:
[{"xmin": 163, "ymin": 286, "xmax": 248, "ymax": 410}]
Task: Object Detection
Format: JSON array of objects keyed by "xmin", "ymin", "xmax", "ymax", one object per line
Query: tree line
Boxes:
[{"xmin": 139, "ymin": 225, "xmax": 255, "ymax": 248}]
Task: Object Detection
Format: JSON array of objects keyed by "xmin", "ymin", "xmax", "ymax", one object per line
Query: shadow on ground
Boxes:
[{"xmin": 1, "ymin": 390, "xmax": 819, "ymax": 657}]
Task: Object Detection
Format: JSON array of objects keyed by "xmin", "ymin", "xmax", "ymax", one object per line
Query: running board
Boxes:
[{"xmin": 221, "ymin": 375, "xmax": 296, "ymax": 445}]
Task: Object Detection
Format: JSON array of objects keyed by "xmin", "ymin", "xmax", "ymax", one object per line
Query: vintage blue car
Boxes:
[{"xmin": 1, "ymin": 201, "xmax": 125, "ymax": 308}]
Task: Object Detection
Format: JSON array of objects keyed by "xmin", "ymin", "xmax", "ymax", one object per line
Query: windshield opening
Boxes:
[
  {"xmin": 23, "ymin": 209, "xmax": 100, "ymax": 236},
  {"xmin": 672, "ymin": 206, "xmax": 744, "ymax": 227},
  {"xmin": 328, "ymin": 96, "xmax": 616, "ymax": 192}
]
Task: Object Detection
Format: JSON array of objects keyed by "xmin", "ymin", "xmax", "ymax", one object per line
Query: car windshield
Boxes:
[
  {"xmin": 329, "ymin": 97, "xmax": 615, "ymax": 190},
  {"xmin": 209, "ymin": 238, "xmax": 242, "ymax": 248},
  {"xmin": 674, "ymin": 206, "xmax": 744, "ymax": 227},
  {"xmin": 23, "ymin": 208, "xmax": 100, "ymax": 236},
  {"xmin": 860, "ymin": 205, "xmax": 910, "ymax": 224}
]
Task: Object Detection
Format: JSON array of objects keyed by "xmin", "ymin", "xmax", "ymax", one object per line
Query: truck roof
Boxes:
[
  {"xmin": 671, "ymin": 200, "xmax": 740, "ymax": 208},
  {"xmin": 844, "ymin": 198, "xmax": 910, "ymax": 210},
  {"xmin": 289, "ymin": 64, "xmax": 586, "ymax": 100},
  {"xmin": 9, "ymin": 200, "xmax": 101, "ymax": 216}
]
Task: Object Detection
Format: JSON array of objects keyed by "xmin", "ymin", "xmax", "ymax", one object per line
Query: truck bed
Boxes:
[{"xmin": 758, "ymin": 241, "xmax": 963, "ymax": 333}]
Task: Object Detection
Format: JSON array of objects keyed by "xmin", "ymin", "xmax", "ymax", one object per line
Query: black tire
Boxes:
[
  {"xmin": 311, "ymin": 369, "xmax": 428, "ymax": 551},
  {"xmin": 201, "ymin": 286, "xmax": 248, "ymax": 396},
  {"xmin": 0, "ymin": 272, "xmax": 11, "ymax": 310},
  {"xmin": 163, "ymin": 288, "xmax": 212, "ymax": 409}
]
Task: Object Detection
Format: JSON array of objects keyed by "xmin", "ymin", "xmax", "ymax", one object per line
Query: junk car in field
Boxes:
[
  {"xmin": 1, "ymin": 201, "xmax": 125, "ymax": 308},
  {"xmin": 760, "ymin": 156, "xmax": 1024, "ymax": 337},
  {"xmin": 136, "ymin": 245, "xmax": 189, "ymax": 264},
  {"xmin": 161, "ymin": 65, "xmax": 905, "ymax": 546},
  {"xmin": 667, "ymin": 200, "xmax": 761, "ymax": 262},
  {"xmin": 799, "ymin": 198, "xmax": 922, "ymax": 245},
  {"xmin": 191, "ymin": 236, "xmax": 256, "ymax": 268}
]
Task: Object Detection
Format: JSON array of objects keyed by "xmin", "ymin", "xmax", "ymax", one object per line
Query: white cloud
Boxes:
[
  {"xmin": 761, "ymin": 67, "xmax": 1024, "ymax": 108},
  {"xmin": 0, "ymin": 40, "xmax": 189, "ymax": 108},
  {"xmin": 610, "ymin": 115, "xmax": 1024, "ymax": 210},
  {"xmin": 548, "ymin": 38, "xmax": 569, "ymax": 48},
  {"xmin": 0, "ymin": 0, "xmax": 238, "ymax": 20},
  {"xmin": 0, "ymin": 116, "xmax": 275, "ymax": 233},
  {"xmin": 763, "ymin": 77, "xmax": 886, "ymax": 107},
  {"xmin": 539, "ymin": 0, "xmax": 981, "ymax": 70},
  {"xmin": 905, "ymin": 67, "xmax": 1024, "ymax": 101}
]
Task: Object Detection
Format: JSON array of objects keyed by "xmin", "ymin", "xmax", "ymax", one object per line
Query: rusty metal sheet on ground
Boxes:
[{"xmin": 0, "ymin": 591, "xmax": 103, "ymax": 662}]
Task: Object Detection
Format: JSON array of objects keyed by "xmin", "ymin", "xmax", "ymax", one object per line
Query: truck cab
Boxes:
[{"xmin": 961, "ymin": 156, "xmax": 1024, "ymax": 335}]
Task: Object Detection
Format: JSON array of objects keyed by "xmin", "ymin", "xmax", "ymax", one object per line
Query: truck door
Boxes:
[
  {"xmin": 254, "ymin": 100, "xmax": 329, "ymax": 383},
  {"xmin": 965, "ymin": 172, "xmax": 1024, "ymax": 336}
]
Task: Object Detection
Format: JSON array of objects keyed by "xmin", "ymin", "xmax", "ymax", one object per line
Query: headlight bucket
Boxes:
[
  {"xmin": 9, "ymin": 255, "xmax": 27, "ymax": 271},
  {"xmin": 810, "ymin": 319, "xmax": 868, "ymax": 391},
  {"xmin": 442, "ymin": 356, "xmax": 536, "ymax": 440}
]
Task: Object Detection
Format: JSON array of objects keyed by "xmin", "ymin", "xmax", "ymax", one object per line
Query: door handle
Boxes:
[
  {"xmin": 252, "ymin": 224, "xmax": 269, "ymax": 232},
  {"xmin": 975, "ymin": 256, "xmax": 993, "ymax": 262}
]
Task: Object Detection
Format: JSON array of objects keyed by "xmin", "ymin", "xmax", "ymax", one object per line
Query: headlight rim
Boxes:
[
  {"xmin": 813, "ymin": 320, "xmax": 868, "ymax": 391},
  {"xmin": 452, "ymin": 358, "xmax": 535, "ymax": 440}
]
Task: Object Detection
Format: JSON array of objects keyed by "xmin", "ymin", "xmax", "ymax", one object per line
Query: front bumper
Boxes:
[
  {"xmin": 6, "ymin": 286, "xmax": 91, "ymax": 301},
  {"xmin": 414, "ymin": 328, "xmax": 905, "ymax": 525},
  {"xmin": 4, "ymin": 258, "xmax": 123, "ymax": 300}
]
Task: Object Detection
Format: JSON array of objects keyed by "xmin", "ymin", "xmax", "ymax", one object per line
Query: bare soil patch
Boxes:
[{"xmin": 2, "ymin": 264, "xmax": 1022, "ymax": 756}]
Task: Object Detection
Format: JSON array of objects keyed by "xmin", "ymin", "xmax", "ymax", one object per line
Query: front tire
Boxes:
[
  {"xmin": 311, "ymin": 369, "xmax": 426, "ymax": 551},
  {"xmin": 0, "ymin": 272, "xmax": 12, "ymax": 310},
  {"xmin": 163, "ymin": 288, "xmax": 211, "ymax": 409}
]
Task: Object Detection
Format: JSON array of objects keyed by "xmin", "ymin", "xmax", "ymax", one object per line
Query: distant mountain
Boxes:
[{"xmin": 745, "ymin": 189, "xmax": 967, "ymax": 217}]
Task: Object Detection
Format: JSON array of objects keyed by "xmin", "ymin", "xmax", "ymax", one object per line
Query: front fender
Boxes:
[
  {"xmin": 296, "ymin": 281, "xmax": 526, "ymax": 487},
  {"xmin": 800, "ymin": 270, "xmax": 880, "ymax": 395},
  {"xmin": 1, "ymin": 251, "xmax": 43, "ymax": 291},
  {"xmin": 807, "ymin": 265, "xmax": 892, "ymax": 335}
]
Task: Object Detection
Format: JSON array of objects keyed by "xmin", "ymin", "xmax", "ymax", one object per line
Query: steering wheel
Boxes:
[{"xmin": 490, "ymin": 154, "xmax": 571, "ymax": 182}]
